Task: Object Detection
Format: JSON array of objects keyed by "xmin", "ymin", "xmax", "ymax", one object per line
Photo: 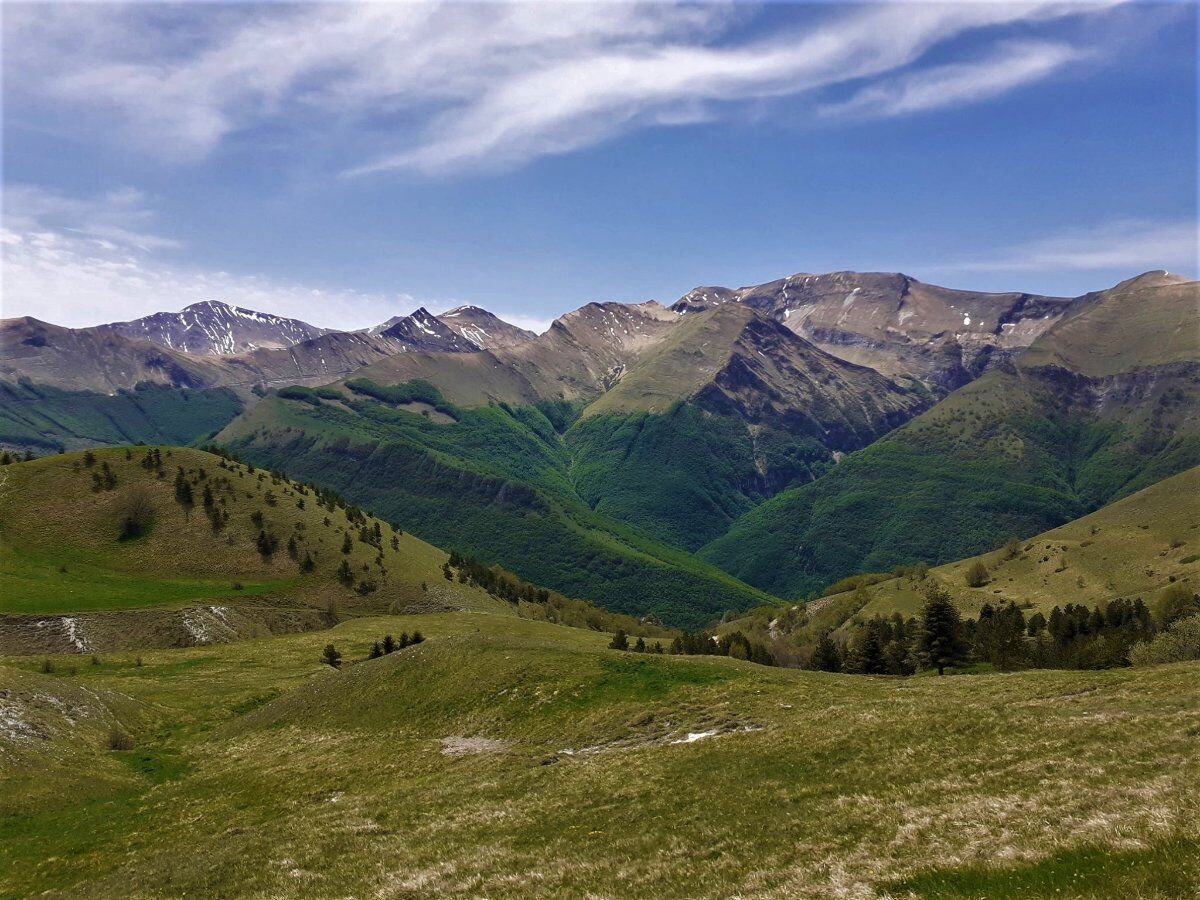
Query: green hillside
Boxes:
[
  {"xmin": 720, "ymin": 467, "xmax": 1200, "ymax": 665},
  {"xmin": 846, "ymin": 465, "xmax": 1200, "ymax": 622},
  {"xmin": 0, "ymin": 380, "xmax": 243, "ymax": 453},
  {"xmin": 701, "ymin": 276, "xmax": 1200, "ymax": 598},
  {"xmin": 0, "ymin": 447, "xmax": 518, "ymax": 649},
  {"xmin": 1, "ymin": 612, "xmax": 1196, "ymax": 897},
  {"xmin": 216, "ymin": 387, "xmax": 775, "ymax": 628}
]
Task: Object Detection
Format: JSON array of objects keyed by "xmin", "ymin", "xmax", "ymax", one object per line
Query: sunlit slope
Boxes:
[
  {"xmin": 836, "ymin": 466, "xmax": 1200, "ymax": 622},
  {"xmin": 0, "ymin": 448, "xmax": 505, "ymax": 623},
  {"xmin": 1, "ymin": 612, "xmax": 1196, "ymax": 897}
]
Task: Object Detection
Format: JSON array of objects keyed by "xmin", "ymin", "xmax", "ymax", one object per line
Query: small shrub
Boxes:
[
  {"xmin": 107, "ymin": 727, "xmax": 134, "ymax": 751},
  {"xmin": 1130, "ymin": 615, "xmax": 1200, "ymax": 666},
  {"xmin": 965, "ymin": 560, "xmax": 989, "ymax": 588}
]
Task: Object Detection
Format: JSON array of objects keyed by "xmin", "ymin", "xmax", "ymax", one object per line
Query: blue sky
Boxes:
[{"xmin": 2, "ymin": 1, "xmax": 1196, "ymax": 331}]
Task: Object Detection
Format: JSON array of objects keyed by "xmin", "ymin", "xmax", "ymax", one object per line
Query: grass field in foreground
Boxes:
[{"xmin": 2, "ymin": 611, "xmax": 1196, "ymax": 899}]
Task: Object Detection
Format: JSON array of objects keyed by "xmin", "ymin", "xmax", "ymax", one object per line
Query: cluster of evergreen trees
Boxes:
[
  {"xmin": 442, "ymin": 550, "xmax": 552, "ymax": 605},
  {"xmin": 668, "ymin": 630, "xmax": 776, "ymax": 666},
  {"xmin": 0, "ymin": 450, "xmax": 36, "ymax": 464},
  {"xmin": 816, "ymin": 585, "xmax": 1194, "ymax": 675},
  {"xmin": 607, "ymin": 631, "xmax": 665, "ymax": 653},
  {"xmin": 367, "ymin": 631, "xmax": 424, "ymax": 658}
]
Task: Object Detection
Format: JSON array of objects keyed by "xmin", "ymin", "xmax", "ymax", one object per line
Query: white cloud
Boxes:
[
  {"xmin": 929, "ymin": 218, "xmax": 1199, "ymax": 274},
  {"xmin": 3, "ymin": 1, "xmax": 1118, "ymax": 176},
  {"xmin": 819, "ymin": 41, "xmax": 1087, "ymax": 119},
  {"xmin": 0, "ymin": 185, "xmax": 419, "ymax": 329}
]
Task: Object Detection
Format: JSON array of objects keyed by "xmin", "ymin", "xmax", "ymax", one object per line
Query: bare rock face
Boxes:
[
  {"xmin": 674, "ymin": 271, "xmax": 1079, "ymax": 393},
  {"xmin": 379, "ymin": 308, "xmax": 479, "ymax": 352},
  {"xmin": 97, "ymin": 300, "xmax": 330, "ymax": 355},
  {"xmin": 435, "ymin": 306, "xmax": 537, "ymax": 350}
]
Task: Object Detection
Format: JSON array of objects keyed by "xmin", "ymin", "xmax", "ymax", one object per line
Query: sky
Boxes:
[{"xmin": 2, "ymin": 1, "xmax": 1196, "ymax": 332}]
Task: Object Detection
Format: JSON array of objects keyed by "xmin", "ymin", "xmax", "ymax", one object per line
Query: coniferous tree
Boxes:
[
  {"xmin": 322, "ymin": 644, "xmax": 342, "ymax": 669},
  {"xmin": 382, "ymin": 634, "xmax": 397, "ymax": 654},
  {"xmin": 174, "ymin": 468, "xmax": 194, "ymax": 519},
  {"xmin": 369, "ymin": 642, "xmax": 383, "ymax": 659},
  {"xmin": 918, "ymin": 584, "xmax": 967, "ymax": 675},
  {"xmin": 300, "ymin": 552, "xmax": 315, "ymax": 573},
  {"xmin": 634, "ymin": 636, "xmax": 646, "ymax": 653},
  {"xmin": 337, "ymin": 559, "xmax": 353, "ymax": 586},
  {"xmin": 410, "ymin": 631, "xmax": 424, "ymax": 645},
  {"xmin": 810, "ymin": 634, "xmax": 843, "ymax": 672},
  {"xmin": 608, "ymin": 630, "xmax": 629, "ymax": 651},
  {"xmin": 341, "ymin": 532, "xmax": 353, "ymax": 555}
]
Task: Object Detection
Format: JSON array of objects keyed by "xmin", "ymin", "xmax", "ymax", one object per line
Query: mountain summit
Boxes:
[{"xmin": 98, "ymin": 300, "xmax": 329, "ymax": 355}]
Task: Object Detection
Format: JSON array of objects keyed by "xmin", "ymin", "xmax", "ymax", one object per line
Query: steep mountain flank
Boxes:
[
  {"xmin": 97, "ymin": 300, "xmax": 329, "ymax": 355},
  {"xmin": 700, "ymin": 273, "xmax": 1200, "ymax": 598},
  {"xmin": 565, "ymin": 305, "xmax": 930, "ymax": 548},
  {"xmin": 215, "ymin": 384, "xmax": 775, "ymax": 627},
  {"xmin": 674, "ymin": 270, "xmax": 1077, "ymax": 392}
]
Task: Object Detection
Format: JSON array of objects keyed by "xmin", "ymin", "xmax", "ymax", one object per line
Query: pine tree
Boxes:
[
  {"xmin": 336, "ymin": 559, "xmax": 353, "ymax": 586},
  {"xmin": 410, "ymin": 631, "xmax": 424, "ymax": 645},
  {"xmin": 287, "ymin": 535, "xmax": 299, "ymax": 560},
  {"xmin": 341, "ymin": 532, "xmax": 353, "ymax": 554},
  {"xmin": 382, "ymin": 634, "xmax": 397, "ymax": 654},
  {"xmin": 918, "ymin": 584, "xmax": 967, "ymax": 675},
  {"xmin": 322, "ymin": 644, "xmax": 342, "ymax": 669},
  {"xmin": 608, "ymin": 630, "xmax": 629, "ymax": 651},
  {"xmin": 634, "ymin": 636, "xmax": 646, "ymax": 653},
  {"xmin": 369, "ymin": 642, "xmax": 383, "ymax": 659},
  {"xmin": 173, "ymin": 468, "xmax": 194, "ymax": 519},
  {"xmin": 300, "ymin": 552, "xmax": 315, "ymax": 573},
  {"xmin": 810, "ymin": 634, "xmax": 842, "ymax": 672}
]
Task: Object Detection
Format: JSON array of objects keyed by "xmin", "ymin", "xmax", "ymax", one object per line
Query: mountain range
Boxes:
[{"xmin": 2, "ymin": 268, "xmax": 1196, "ymax": 626}]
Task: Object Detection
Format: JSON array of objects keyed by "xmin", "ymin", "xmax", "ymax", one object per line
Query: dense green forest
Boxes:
[
  {"xmin": 218, "ymin": 386, "xmax": 776, "ymax": 628},
  {"xmin": 0, "ymin": 380, "xmax": 243, "ymax": 452}
]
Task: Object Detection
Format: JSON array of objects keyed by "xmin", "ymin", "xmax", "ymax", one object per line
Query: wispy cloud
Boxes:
[
  {"xmin": 0, "ymin": 185, "xmax": 419, "ymax": 329},
  {"xmin": 819, "ymin": 41, "xmax": 1087, "ymax": 119},
  {"xmin": 928, "ymin": 218, "xmax": 1199, "ymax": 274},
  {"xmin": 3, "ymin": 1, "xmax": 1119, "ymax": 176}
]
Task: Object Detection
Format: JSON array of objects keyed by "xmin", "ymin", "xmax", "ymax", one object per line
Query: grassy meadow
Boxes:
[{"xmin": 2, "ymin": 610, "xmax": 1197, "ymax": 898}]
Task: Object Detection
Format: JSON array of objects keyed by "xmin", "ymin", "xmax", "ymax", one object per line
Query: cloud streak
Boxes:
[
  {"xmin": 819, "ymin": 40, "xmax": 1087, "ymax": 119},
  {"xmin": 3, "ymin": 1, "xmax": 1115, "ymax": 176},
  {"xmin": 928, "ymin": 218, "xmax": 1199, "ymax": 274}
]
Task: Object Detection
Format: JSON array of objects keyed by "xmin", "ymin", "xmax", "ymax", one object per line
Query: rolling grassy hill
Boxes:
[
  {"xmin": 721, "ymin": 467, "xmax": 1200, "ymax": 656},
  {"xmin": 0, "ymin": 447, "xmax": 514, "ymax": 652},
  {"xmin": 846, "ymin": 465, "xmax": 1200, "ymax": 623},
  {"xmin": 700, "ymin": 273, "xmax": 1200, "ymax": 598},
  {"xmin": 1, "ymin": 611, "xmax": 1196, "ymax": 897}
]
